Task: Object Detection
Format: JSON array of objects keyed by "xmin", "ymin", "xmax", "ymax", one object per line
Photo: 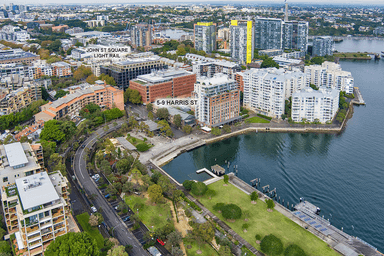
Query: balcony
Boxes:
[
  {"xmin": 52, "ymin": 210, "xmax": 63, "ymax": 218},
  {"xmin": 53, "ymin": 217, "xmax": 64, "ymax": 224},
  {"xmin": 29, "ymin": 246, "xmax": 43, "ymax": 256},
  {"xmin": 26, "ymin": 225, "xmax": 39, "ymax": 233},
  {"xmin": 54, "ymin": 230, "xmax": 66, "ymax": 237},
  {"xmin": 42, "ymin": 234, "xmax": 53, "ymax": 242}
]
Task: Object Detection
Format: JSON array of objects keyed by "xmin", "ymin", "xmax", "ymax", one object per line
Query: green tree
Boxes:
[
  {"xmin": 182, "ymin": 180, "xmax": 194, "ymax": 191},
  {"xmin": 182, "ymin": 125, "xmax": 192, "ymax": 134},
  {"xmin": 266, "ymin": 199, "xmax": 275, "ymax": 210},
  {"xmin": 107, "ymin": 245, "xmax": 129, "ymax": 256},
  {"xmin": 148, "ymin": 184, "xmax": 163, "ymax": 203},
  {"xmin": 156, "ymin": 108, "xmax": 169, "ymax": 120},
  {"xmin": 167, "ymin": 230, "xmax": 183, "ymax": 246},
  {"xmin": 191, "ymin": 181, "xmax": 208, "ymax": 196},
  {"xmin": 284, "ymin": 244, "xmax": 307, "ymax": 256},
  {"xmin": 148, "ymin": 111, "xmax": 154, "ymax": 120},
  {"xmin": 260, "ymin": 234, "xmax": 283, "ymax": 256},
  {"xmin": 45, "ymin": 232, "xmax": 99, "ymax": 256},
  {"xmin": 310, "ymin": 56, "xmax": 324, "ymax": 65},
  {"xmin": 221, "ymin": 204, "xmax": 242, "ymax": 220},
  {"xmin": 218, "ymin": 245, "xmax": 232, "ymax": 256},
  {"xmin": 223, "ymin": 174, "xmax": 229, "ymax": 184},
  {"xmin": 86, "ymin": 74, "xmax": 98, "ymax": 84},
  {"xmin": 173, "ymin": 114, "xmax": 182, "ymax": 128},
  {"xmin": 192, "ymin": 222, "xmax": 214, "ymax": 243},
  {"xmin": 0, "ymin": 240, "xmax": 12, "ymax": 255},
  {"xmin": 116, "ymin": 158, "xmax": 131, "ymax": 174},
  {"xmin": 250, "ymin": 191, "xmax": 259, "ymax": 201},
  {"xmin": 222, "ymin": 125, "xmax": 231, "ymax": 133},
  {"xmin": 40, "ymin": 120, "xmax": 66, "ymax": 142},
  {"xmin": 260, "ymin": 58, "xmax": 279, "ymax": 69},
  {"xmin": 146, "ymin": 103, "xmax": 153, "ymax": 112},
  {"xmin": 211, "ymin": 127, "xmax": 221, "ymax": 136}
]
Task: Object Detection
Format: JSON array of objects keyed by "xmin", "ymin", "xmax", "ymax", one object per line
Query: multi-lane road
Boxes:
[{"xmin": 73, "ymin": 120, "xmax": 149, "ymax": 256}]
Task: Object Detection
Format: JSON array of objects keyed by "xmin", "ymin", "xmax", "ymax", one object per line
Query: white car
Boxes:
[
  {"xmin": 92, "ymin": 174, "xmax": 100, "ymax": 180},
  {"xmin": 91, "ymin": 206, "xmax": 97, "ymax": 213}
]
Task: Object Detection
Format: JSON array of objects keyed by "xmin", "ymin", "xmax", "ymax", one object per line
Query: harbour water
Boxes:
[{"xmin": 162, "ymin": 39, "xmax": 384, "ymax": 251}]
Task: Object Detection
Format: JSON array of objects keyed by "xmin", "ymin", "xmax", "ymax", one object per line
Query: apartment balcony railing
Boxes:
[{"xmin": 52, "ymin": 210, "xmax": 63, "ymax": 218}]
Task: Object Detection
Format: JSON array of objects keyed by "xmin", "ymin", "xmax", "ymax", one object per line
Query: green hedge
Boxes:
[
  {"xmin": 135, "ymin": 143, "xmax": 150, "ymax": 152},
  {"xmin": 257, "ymin": 114, "xmax": 272, "ymax": 120}
]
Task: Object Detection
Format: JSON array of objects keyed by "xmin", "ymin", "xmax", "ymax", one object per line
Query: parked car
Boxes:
[
  {"xmin": 81, "ymin": 144, "xmax": 86, "ymax": 149},
  {"xmin": 122, "ymin": 216, "xmax": 130, "ymax": 222},
  {"xmin": 92, "ymin": 174, "xmax": 100, "ymax": 181},
  {"xmin": 104, "ymin": 194, "xmax": 110, "ymax": 199},
  {"xmin": 91, "ymin": 206, "xmax": 97, "ymax": 213}
]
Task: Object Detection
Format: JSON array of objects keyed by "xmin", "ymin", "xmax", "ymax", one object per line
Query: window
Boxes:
[{"xmin": 2, "ymin": 177, "xmax": 8, "ymax": 183}]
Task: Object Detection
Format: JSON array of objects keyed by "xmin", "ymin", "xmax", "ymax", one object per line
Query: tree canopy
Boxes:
[
  {"xmin": 221, "ymin": 203, "xmax": 242, "ymax": 220},
  {"xmin": 124, "ymin": 88, "xmax": 142, "ymax": 104},
  {"xmin": 284, "ymin": 244, "xmax": 307, "ymax": 256},
  {"xmin": 156, "ymin": 108, "xmax": 169, "ymax": 120},
  {"xmin": 45, "ymin": 232, "xmax": 99, "ymax": 256},
  {"xmin": 148, "ymin": 184, "xmax": 163, "ymax": 203},
  {"xmin": 191, "ymin": 181, "xmax": 208, "ymax": 196},
  {"xmin": 261, "ymin": 58, "xmax": 280, "ymax": 69},
  {"xmin": 260, "ymin": 234, "xmax": 284, "ymax": 256}
]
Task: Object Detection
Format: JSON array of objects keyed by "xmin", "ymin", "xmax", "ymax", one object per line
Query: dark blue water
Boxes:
[{"xmin": 163, "ymin": 42, "xmax": 384, "ymax": 251}]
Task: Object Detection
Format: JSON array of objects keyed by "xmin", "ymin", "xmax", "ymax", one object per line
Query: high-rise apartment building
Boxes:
[
  {"xmin": 129, "ymin": 69, "xmax": 196, "ymax": 104},
  {"xmin": 291, "ymin": 86, "xmax": 339, "ymax": 123},
  {"xmin": 240, "ymin": 68, "xmax": 306, "ymax": 118},
  {"xmin": 312, "ymin": 36, "xmax": 334, "ymax": 56},
  {"xmin": 2, "ymin": 171, "xmax": 70, "ymax": 255},
  {"xmin": 254, "ymin": 18, "xmax": 283, "ymax": 50},
  {"xmin": 192, "ymin": 74, "xmax": 240, "ymax": 127},
  {"xmin": 131, "ymin": 23, "xmax": 152, "ymax": 49},
  {"xmin": 194, "ymin": 22, "xmax": 216, "ymax": 54},
  {"xmin": 305, "ymin": 61, "xmax": 353, "ymax": 94},
  {"xmin": 230, "ymin": 20, "xmax": 254, "ymax": 64},
  {"xmin": 282, "ymin": 21, "xmax": 308, "ymax": 52}
]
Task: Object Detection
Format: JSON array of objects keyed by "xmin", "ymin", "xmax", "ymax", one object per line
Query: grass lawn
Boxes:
[
  {"xmin": 199, "ymin": 180, "xmax": 339, "ymax": 256},
  {"xmin": 76, "ymin": 212, "xmax": 104, "ymax": 249},
  {"xmin": 124, "ymin": 194, "xmax": 171, "ymax": 230},
  {"xmin": 183, "ymin": 239, "xmax": 218, "ymax": 256},
  {"xmin": 126, "ymin": 134, "xmax": 153, "ymax": 151},
  {"xmin": 245, "ymin": 116, "xmax": 270, "ymax": 124}
]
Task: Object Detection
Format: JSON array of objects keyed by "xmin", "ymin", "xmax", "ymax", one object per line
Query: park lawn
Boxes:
[
  {"xmin": 124, "ymin": 194, "xmax": 171, "ymax": 230},
  {"xmin": 183, "ymin": 239, "xmax": 218, "ymax": 256},
  {"xmin": 199, "ymin": 180, "xmax": 339, "ymax": 256},
  {"xmin": 333, "ymin": 52, "xmax": 370, "ymax": 59},
  {"xmin": 76, "ymin": 212, "xmax": 104, "ymax": 249},
  {"xmin": 245, "ymin": 116, "xmax": 270, "ymax": 124},
  {"xmin": 126, "ymin": 134, "xmax": 153, "ymax": 151}
]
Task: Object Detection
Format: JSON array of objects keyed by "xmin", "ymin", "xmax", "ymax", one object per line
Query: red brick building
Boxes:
[{"xmin": 129, "ymin": 69, "xmax": 196, "ymax": 104}]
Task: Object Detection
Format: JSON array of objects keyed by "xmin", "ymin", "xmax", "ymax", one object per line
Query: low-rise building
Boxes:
[
  {"xmin": 15, "ymin": 120, "xmax": 44, "ymax": 141},
  {"xmin": 1, "ymin": 171, "xmax": 70, "ymax": 255},
  {"xmin": 192, "ymin": 74, "xmax": 240, "ymax": 127},
  {"xmin": 52, "ymin": 25, "xmax": 69, "ymax": 33},
  {"xmin": 291, "ymin": 86, "xmax": 339, "ymax": 123},
  {"xmin": 35, "ymin": 81, "xmax": 124, "ymax": 122},
  {"xmin": 129, "ymin": 69, "xmax": 196, "ymax": 104}
]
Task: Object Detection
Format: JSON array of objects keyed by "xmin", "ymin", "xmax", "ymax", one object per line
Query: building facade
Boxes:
[
  {"xmin": 305, "ymin": 61, "xmax": 353, "ymax": 94},
  {"xmin": 131, "ymin": 23, "xmax": 152, "ymax": 49},
  {"xmin": 192, "ymin": 74, "xmax": 240, "ymax": 127},
  {"xmin": 282, "ymin": 21, "xmax": 309, "ymax": 52},
  {"xmin": 100, "ymin": 57, "xmax": 166, "ymax": 89},
  {"xmin": 194, "ymin": 22, "xmax": 216, "ymax": 54},
  {"xmin": 291, "ymin": 87, "xmax": 339, "ymax": 123},
  {"xmin": 35, "ymin": 81, "xmax": 124, "ymax": 122},
  {"xmin": 0, "ymin": 84, "xmax": 42, "ymax": 116},
  {"xmin": 230, "ymin": 20, "xmax": 254, "ymax": 64},
  {"xmin": 254, "ymin": 18, "xmax": 283, "ymax": 50},
  {"xmin": 0, "ymin": 49, "xmax": 39, "ymax": 65},
  {"xmin": 312, "ymin": 36, "xmax": 334, "ymax": 57},
  {"xmin": 240, "ymin": 68, "xmax": 306, "ymax": 118},
  {"xmin": 1, "ymin": 171, "xmax": 70, "ymax": 255},
  {"xmin": 129, "ymin": 69, "xmax": 196, "ymax": 104}
]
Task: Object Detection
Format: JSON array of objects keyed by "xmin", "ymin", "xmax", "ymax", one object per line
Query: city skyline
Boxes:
[{"xmin": 5, "ymin": 1, "xmax": 384, "ymax": 6}]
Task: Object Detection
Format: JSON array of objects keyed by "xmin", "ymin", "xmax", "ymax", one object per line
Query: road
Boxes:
[{"xmin": 73, "ymin": 120, "xmax": 149, "ymax": 256}]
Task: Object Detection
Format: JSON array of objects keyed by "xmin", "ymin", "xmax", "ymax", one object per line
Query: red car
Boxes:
[{"xmin": 157, "ymin": 238, "xmax": 165, "ymax": 246}]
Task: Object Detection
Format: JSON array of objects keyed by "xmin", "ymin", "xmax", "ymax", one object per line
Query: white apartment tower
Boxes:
[
  {"xmin": 291, "ymin": 87, "xmax": 339, "ymax": 123},
  {"xmin": 240, "ymin": 68, "xmax": 306, "ymax": 118},
  {"xmin": 305, "ymin": 61, "xmax": 354, "ymax": 94}
]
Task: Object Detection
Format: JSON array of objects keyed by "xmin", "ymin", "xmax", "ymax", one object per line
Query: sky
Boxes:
[{"xmin": 4, "ymin": 0, "xmax": 384, "ymax": 6}]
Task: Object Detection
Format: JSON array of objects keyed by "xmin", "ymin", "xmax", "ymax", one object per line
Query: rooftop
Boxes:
[
  {"xmin": 136, "ymin": 69, "xmax": 192, "ymax": 84},
  {"xmin": 196, "ymin": 73, "xmax": 233, "ymax": 86},
  {"xmin": 15, "ymin": 172, "xmax": 60, "ymax": 210},
  {"xmin": 116, "ymin": 137, "xmax": 136, "ymax": 151},
  {"xmin": 4, "ymin": 142, "xmax": 28, "ymax": 167}
]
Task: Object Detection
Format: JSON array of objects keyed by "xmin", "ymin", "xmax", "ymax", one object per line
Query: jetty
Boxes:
[
  {"xmin": 352, "ymin": 87, "xmax": 366, "ymax": 105},
  {"xmin": 210, "ymin": 164, "xmax": 226, "ymax": 176}
]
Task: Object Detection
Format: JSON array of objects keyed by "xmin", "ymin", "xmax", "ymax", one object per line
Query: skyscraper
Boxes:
[
  {"xmin": 194, "ymin": 22, "xmax": 216, "ymax": 54},
  {"xmin": 131, "ymin": 23, "xmax": 152, "ymax": 49},
  {"xmin": 254, "ymin": 18, "xmax": 283, "ymax": 50},
  {"xmin": 282, "ymin": 21, "xmax": 308, "ymax": 52},
  {"xmin": 230, "ymin": 20, "xmax": 254, "ymax": 64},
  {"xmin": 312, "ymin": 36, "xmax": 334, "ymax": 57}
]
